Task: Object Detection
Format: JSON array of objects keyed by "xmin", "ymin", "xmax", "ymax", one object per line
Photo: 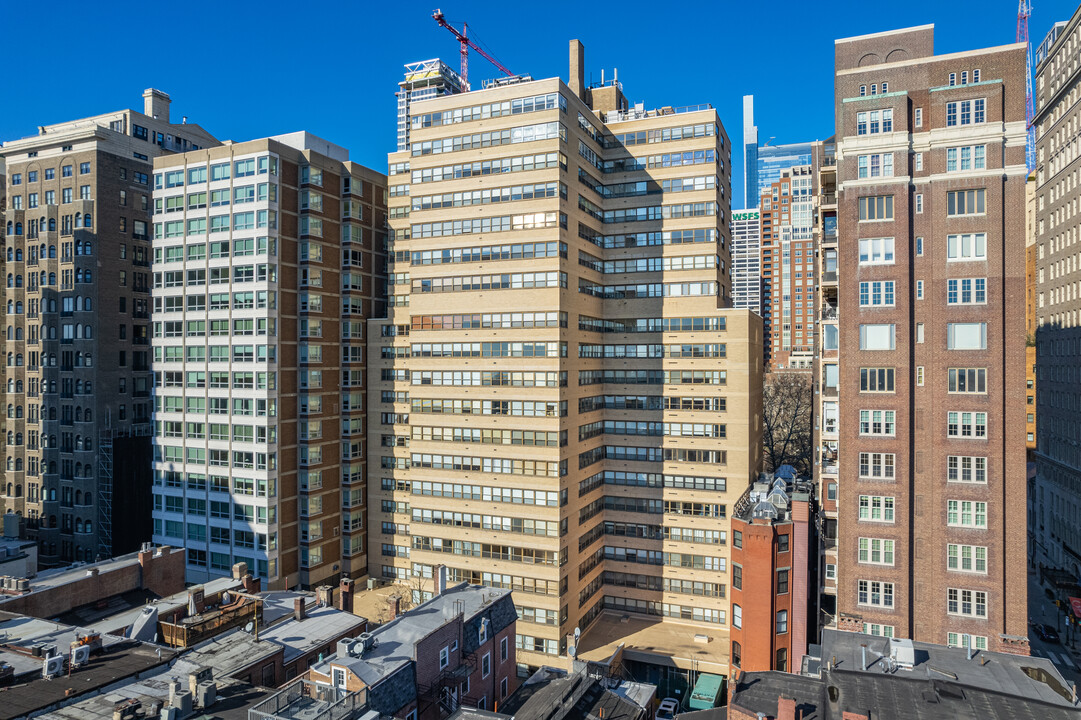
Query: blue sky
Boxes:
[{"xmin": 2, "ymin": 0, "xmax": 1076, "ymax": 203}]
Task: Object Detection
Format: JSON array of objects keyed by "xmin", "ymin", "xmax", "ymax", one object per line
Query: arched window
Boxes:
[
  {"xmin": 83, "ymin": 491, "xmax": 92, "ymax": 504},
  {"xmin": 14, "ymin": 276, "xmax": 21, "ymax": 288},
  {"xmin": 74, "ymin": 490, "xmax": 81, "ymax": 505},
  {"xmin": 75, "ymin": 407, "xmax": 82, "ymax": 422},
  {"xmin": 13, "ymin": 459, "xmax": 21, "ymax": 472},
  {"xmin": 5, "ymin": 484, "xmax": 10, "ymax": 496},
  {"xmin": 14, "ymin": 301, "xmax": 22, "ymax": 314},
  {"xmin": 48, "ymin": 272, "xmax": 55, "ymax": 286},
  {"xmin": 14, "ymin": 485, "xmax": 21, "ymax": 498},
  {"xmin": 82, "ymin": 240, "xmax": 91, "ymax": 256},
  {"xmin": 48, "ymin": 245, "xmax": 56, "ymax": 258},
  {"xmin": 5, "ymin": 353, "xmax": 11, "ymax": 367},
  {"xmin": 5, "ymin": 248, "xmax": 11, "ymax": 262},
  {"xmin": 5, "ymin": 405, "xmax": 12, "ymax": 418},
  {"xmin": 74, "ymin": 213, "xmax": 81, "ymax": 228},
  {"xmin": 4, "ymin": 221, "xmax": 11, "ymax": 235},
  {"xmin": 83, "ymin": 408, "xmax": 91, "ymax": 423},
  {"xmin": 5, "ymin": 327, "xmax": 11, "ymax": 341},
  {"xmin": 15, "ymin": 354, "xmax": 22, "ymax": 366},
  {"xmin": 4, "ymin": 301, "xmax": 11, "ymax": 314},
  {"xmin": 84, "ymin": 269, "xmax": 92, "ymax": 283},
  {"xmin": 6, "ymin": 274, "xmax": 12, "ymax": 288},
  {"xmin": 84, "ymin": 214, "xmax": 92, "ymax": 228},
  {"xmin": 14, "ymin": 407, "xmax": 21, "ymax": 419},
  {"xmin": 5, "ymin": 459, "xmax": 12, "ymax": 472},
  {"xmin": 14, "ymin": 433, "xmax": 21, "ymax": 445},
  {"xmin": 83, "ymin": 297, "xmax": 91, "ymax": 311},
  {"xmin": 48, "ymin": 218, "xmax": 56, "ymax": 232},
  {"xmin": 15, "ymin": 249, "xmax": 22, "ymax": 261},
  {"xmin": 83, "ymin": 325, "xmax": 92, "ymax": 339},
  {"xmin": 75, "ymin": 519, "xmax": 83, "ymax": 534}
]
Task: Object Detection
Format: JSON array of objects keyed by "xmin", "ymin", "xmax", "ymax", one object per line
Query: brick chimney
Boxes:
[
  {"xmin": 388, "ymin": 594, "xmax": 402, "ymax": 621},
  {"xmin": 241, "ymin": 573, "xmax": 261, "ymax": 594},
  {"xmin": 294, "ymin": 597, "xmax": 306, "ymax": 622},
  {"xmin": 777, "ymin": 696, "xmax": 798, "ymax": 720},
  {"xmin": 316, "ymin": 585, "xmax": 334, "ymax": 607},
  {"xmin": 232, "ymin": 562, "xmax": 248, "ymax": 580},
  {"xmin": 339, "ymin": 578, "xmax": 355, "ymax": 612},
  {"xmin": 569, "ymin": 40, "xmax": 586, "ymax": 102}
]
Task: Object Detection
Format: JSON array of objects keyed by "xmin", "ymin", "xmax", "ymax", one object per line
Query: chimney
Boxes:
[
  {"xmin": 142, "ymin": 89, "xmax": 171, "ymax": 122},
  {"xmin": 339, "ymin": 578, "xmax": 355, "ymax": 612},
  {"xmin": 241, "ymin": 573, "xmax": 261, "ymax": 594},
  {"xmin": 777, "ymin": 696, "xmax": 798, "ymax": 720},
  {"xmin": 316, "ymin": 585, "xmax": 334, "ymax": 607},
  {"xmin": 388, "ymin": 594, "xmax": 402, "ymax": 621},
  {"xmin": 435, "ymin": 565, "xmax": 447, "ymax": 596},
  {"xmin": 294, "ymin": 597, "xmax": 306, "ymax": 622},
  {"xmin": 232, "ymin": 562, "xmax": 248, "ymax": 580},
  {"xmin": 569, "ymin": 40, "xmax": 585, "ymax": 102}
]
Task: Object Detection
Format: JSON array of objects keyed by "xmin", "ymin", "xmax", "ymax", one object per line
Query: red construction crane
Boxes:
[{"xmin": 432, "ymin": 9, "xmax": 514, "ymax": 90}]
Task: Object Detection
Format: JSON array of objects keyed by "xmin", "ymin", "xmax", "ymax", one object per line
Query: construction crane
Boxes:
[
  {"xmin": 432, "ymin": 9, "xmax": 514, "ymax": 90},
  {"xmin": 1018, "ymin": 0, "xmax": 1036, "ymax": 172}
]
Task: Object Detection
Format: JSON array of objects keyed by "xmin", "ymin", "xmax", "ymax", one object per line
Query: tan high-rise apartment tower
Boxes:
[{"xmin": 370, "ymin": 42, "xmax": 762, "ymax": 681}]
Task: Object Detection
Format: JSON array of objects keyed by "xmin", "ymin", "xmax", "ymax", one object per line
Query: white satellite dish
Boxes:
[{"xmin": 244, "ymin": 622, "xmax": 255, "ymax": 633}]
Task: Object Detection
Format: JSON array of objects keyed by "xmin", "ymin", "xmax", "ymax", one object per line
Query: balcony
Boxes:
[
  {"xmin": 821, "ymin": 305, "xmax": 838, "ymax": 321},
  {"xmin": 821, "ymin": 270, "xmax": 838, "ymax": 285}
]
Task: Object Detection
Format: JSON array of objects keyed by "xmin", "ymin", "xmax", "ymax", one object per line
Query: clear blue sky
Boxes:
[{"xmin": 2, "ymin": 0, "xmax": 1075, "ymax": 204}]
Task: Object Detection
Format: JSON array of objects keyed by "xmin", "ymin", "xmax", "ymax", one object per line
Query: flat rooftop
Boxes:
[
  {"xmin": 821, "ymin": 628, "xmax": 1075, "ymax": 708},
  {"xmin": 0, "ymin": 613, "xmax": 176, "ymax": 720},
  {"xmin": 575, "ymin": 612, "xmax": 728, "ymax": 673},
  {"xmin": 61, "ymin": 576, "xmax": 242, "ymax": 635},
  {"xmin": 499, "ymin": 668, "xmax": 650, "ymax": 720},
  {"xmin": 256, "ymin": 602, "xmax": 367, "ymax": 664},
  {"xmin": 179, "ymin": 628, "xmax": 280, "ymax": 677}
]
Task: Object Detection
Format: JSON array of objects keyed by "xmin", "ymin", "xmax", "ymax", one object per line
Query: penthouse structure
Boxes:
[
  {"xmin": 150, "ymin": 132, "xmax": 387, "ymax": 587},
  {"xmin": 834, "ymin": 26, "xmax": 1029, "ymax": 652},
  {"xmin": 370, "ymin": 41, "xmax": 763, "ymax": 680},
  {"xmin": 0, "ymin": 90, "xmax": 219, "ymax": 565}
]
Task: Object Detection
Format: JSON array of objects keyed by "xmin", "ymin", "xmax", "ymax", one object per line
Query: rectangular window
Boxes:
[
  {"xmin": 947, "ymin": 456, "xmax": 987, "ymax": 483},
  {"xmin": 859, "ymin": 409, "xmax": 896, "ymax": 436},
  {"xmin": 947, "ymin": 278, "xmax": 987, "ymax": 305},
  {"xmin": 859, "ymin": 324, "xmax": 895, "ymax": 351},
  {"xmin": 948, "ymin": 368, "xmax": 987, "ymax": 393},
  {"xmin": 947, "ymin": 500, "xmax": 988, "ymax": 528},
  {"xmin": 858, "ymin": 237, "xmax": 894, "ymax": 264},
  {"xmin": 858, "ymin": 538, "xmax": 895, "ymax": 565},
  {"xmin": 947, "ymin": 190, "xmax": 986, "ymax": 217},
  {"xmin": 858, "ymin": 452, "xmax": 895, "ymax": 479},
  {"xmin": 946, "ymin": 99, "xmax": 986, "ymax": 126},
  {"xmin": 947, "ymin": 588, "xmax": 988, "ymax": 617},
  {"xmin": 860, "ymin": 368, "xmax": 895, "ymax": 393},
  {"xmin": 946, "ymin": 411, "xmax": 987, "ymax": 438},
  {"xmin": 946, "ymin": 146, "xmax": 986, "ymax": 172},
  {"xmin": 859, "ymin": 495, "xmax": 895, "ymax": 522},
  {"xmin": 859, "ymin": 196, "xmax": 894, "ymax": 221},
  {"xmin": 947, "ymin": 544, "xmax": 988, "ymax": 573},
  {"xmin": 947, "ymin": 322, "xmax": 987, "ymax": 350},
  {"xmin": 858, "ymin": 153, "xmax": 894, "ymax": 178},
  {"xmin": 915, "ymin": 194, "xmax": 923, "ymax": 213},
  {"xmin": 859, "ymin": 280, "xmax": 895, "ymax": 307},
  {"xmin": 857, "ymin": 580, "xmax": 894, "ymax": 608},
  {"xmin": 915, "ymin": 108, "xmax": 923, "ymax": 127}
]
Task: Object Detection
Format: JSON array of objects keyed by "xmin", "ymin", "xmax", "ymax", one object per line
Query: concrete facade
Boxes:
[
  {"xmin": 369, "ymin": 41, "xmax": 762, "ymax": 676},
  {"xmin": 150, "ymin": 134, "xmax": 387, "ymax": 587},
  {"xmin": 834, "ymin": 26, "xmax": 1029, "ymax": 653}
]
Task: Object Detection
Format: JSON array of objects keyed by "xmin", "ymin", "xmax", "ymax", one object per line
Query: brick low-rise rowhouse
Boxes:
[
  {"xmin": 834, "ymin": 25, "xmax": 1029, "ymax": 653},
  {"xmin": 150, "ymin": 132, "xmax": 387, "ymax": 587},
  {"xmin": 729, "ymin": 473, "xmax": 815, "ymax": 674}
]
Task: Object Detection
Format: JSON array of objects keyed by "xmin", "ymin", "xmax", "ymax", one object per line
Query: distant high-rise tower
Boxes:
[
  {"xmin": 396, "ymin": 59, "xmax": 466, "ymax": 152},
  {"xmin": 743, "ymin": 96, "xmax": 759, "ymax": 209},
  {"xmin": 731, "ymin": 208, "xmax": 762, "ymax": 315}
]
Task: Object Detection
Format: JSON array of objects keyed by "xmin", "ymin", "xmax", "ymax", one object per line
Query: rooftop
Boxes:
[
  {"xmin": 0, "ymin": 614, "xmax": 176, "ymax": 720},
  {"xmin": 179, "ymin": 628, "xmax": 281, "ymax": 677},
  {"xmin": 315, "ymin": 583, "xmax": 510, "ymax": 686},
  {"xmin": 498, "ymin": 667, "xmax": 650, "ymax": 720},
  {"xmin": 575, "ymin": 612, "xmax": 728, "ymax": 673},
  {"xmin": 256, "ymin": 601, "xmax": 367, "ymax": 664}
]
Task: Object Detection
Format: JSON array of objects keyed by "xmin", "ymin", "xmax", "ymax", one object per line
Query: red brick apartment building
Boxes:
[{"xmin": 834, "ymin": 25, "xmax": 1029, "ymax": 653}]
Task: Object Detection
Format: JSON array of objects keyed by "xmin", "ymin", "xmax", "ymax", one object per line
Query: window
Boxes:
[
  {"xmin": 776, "ymin": 610, "xmax": 788, "ymax": 634},
  {"xmin": 858, "ymin": 153, "xmax": 894, "ymax": 178},
  {"xmin": 778, "ymin": 534, "xmax": 789, "ymax": 553},
  {"xmin": 915, "ymin": 153, "xmax": 923, "ymax": 171},
  {"xmin": 864, "ymin": 623, "xmax": 895, "ymax": 638},
  {"xmin": 948, "ymin": 456, "xmax": 987, "ymax": 483},
  {"xmin": 733, "ymin": 604, "xmax": 742, "ymax": 629},
  {"xmin": 947, "ymin": 191, "xmax": 985, "ymax": 217},
  {"xmin": 947, "ymin": 323, "xmax": 987, "ymax": 350},
  {"xmin": 858, "ymin": 237, "xmax": 894, "ymax": 264},
  {"xmin": 916, "ymin": 366, "xmax": 924, "ymax": 386},
  {"xmin": 917, "ymin": 280, "xmax": 924, "ymax": 299},
  {"xmin": 947, "ymin": 588, "xmax": 987, "ymax": 617},
  {"xmin": 858, "ymin": 580, "xmax": 894, "ymax": 608},
  {"xmin": 733, "ymin": 564, "xmax": 743, "ymax": 590},
  {"xmin": 948, "ymin": 544, "xmax": 987, "ymax": 573},
  {"xmin": 859, "ymin": 196, "xmax": 894, "ymax": 220},
  {"xmin": 947, "ymin": 411, "xmax": 987, "ymax": 438},
  {"xmin": 947, "ymin": 278, "xmax": 986, "ymax": 305},
  {"xmin": 500, "ymin": 636, "xmax": 508, "ymax": 662},
  {"xmin": 916, "ymin": 323, "xmax": 924, "ymax": 343},
  {"xmin": 915, "ymin": 194, "xmax": 923, "ymax": 213},
  {"xmin": 80, "ymin": 162, "xmax": 91, "ymax": 174},
  {"xmin": 948, "ymin": 368, "xmax": 987, "ymax": 393},
  {"xmin": 946, "ymin": 99, "xmax": 986, "ymax": 126},
  {"xmin": 916, "ymin": 237, "xmax": 923, "ymax": 256},
  {"xmin": 860, "ymin": 367, "xmax": 895, "ymax": 392},
  {"xmin": 857, "ymin": 109, "xmax": 894, "ymax": 135},
  {"xmin": 947, "ymin": 633, "xmax": 987, "ymax": 651},
  {"xmin": 482, "ymin": 652, "xmax": 491, "ymax": 678},
  {"xmin": 859, "ymin": 452, "xmax": 895, "ymax": 479},
  {"xmin": 777, "ymin": 569, "xmax": 789, "ymax": 594},
  {"xmin": 946, "ymin": 146, "xmax": 986, "ymax": 172},
  {"xmin": 859, "ymin": 538, "xmax": 895, "ymax": 565},
  {"xmin": 915, "ymin": 108, "xmax": 923, "ymax": 127},
  {"xmin": 859, "ymin": 495, "xmax": 895, "ymax": 522},
  {"xmin": 948, "ymin": 500, "xmax": 988, "ymax": 528},
  {"xmin": 860, "ymin": 410, "xmax": 896, "ymax": 436},
  {"xmin": 859, "ymin": 280, "xmax": 895, "ymax": 307},
  {"xmin": 859, "ymin": 324, "xmax": 895, "ymax": 351},
  {"xmin": 440, "ymin": 646, "xmax": 449, "ymax": 669}
]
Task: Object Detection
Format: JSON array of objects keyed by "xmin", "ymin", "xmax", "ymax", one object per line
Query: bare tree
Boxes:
[{"xmin": 762, "ymin": 372, "xmax": 814, "ymax": 477}]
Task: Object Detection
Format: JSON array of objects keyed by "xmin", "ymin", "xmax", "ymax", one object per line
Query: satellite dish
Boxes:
[
  {"xmin": 244, "ymin": 622, "xmax": 255, "ymax": 633},
  {"xmin": 573, "ymin": 626, "xmax": 581, "ymax": 643}
]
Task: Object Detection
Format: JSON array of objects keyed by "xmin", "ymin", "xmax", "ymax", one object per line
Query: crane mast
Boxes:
[
  {"xmin": 1018, "ymin": 0, "xmax": 1036, "ymax": 172},
  {"xmin": 432, "ymin": 9, "xmax": 514, "ymax": 90}
]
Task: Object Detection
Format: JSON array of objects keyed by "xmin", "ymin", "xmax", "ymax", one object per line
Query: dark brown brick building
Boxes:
[{"xmin": 834, "ymin": 25, "xmax": 1029, "ymax": 653}]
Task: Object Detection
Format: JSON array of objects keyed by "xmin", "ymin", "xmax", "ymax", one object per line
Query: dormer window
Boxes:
[{"xmin": 478, "ymin": 617, "xmax": 490, "ymax": 643}]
